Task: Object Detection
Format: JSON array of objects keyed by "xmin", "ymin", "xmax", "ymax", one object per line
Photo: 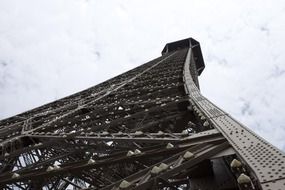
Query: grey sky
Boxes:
[{"xmin": 0, "ymin": 0, "xmax": 285, "ymax": 151}]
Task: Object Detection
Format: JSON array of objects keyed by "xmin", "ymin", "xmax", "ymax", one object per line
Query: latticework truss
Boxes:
[{"xmin": 0, "ymin": 38, "xmax": 284, "ymax": 190}]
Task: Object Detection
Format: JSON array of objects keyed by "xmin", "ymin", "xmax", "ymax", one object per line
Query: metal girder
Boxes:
[
  {"xmin": 184, "ymin": 44, "xmax": 285, "ymax": 190},
  {"xmin": 0, "ymin": 130, "xmax": 225, "ymax": 185},
  {"xmin": 0, "ymin": 38, "xmax": 284, "ymax": 189},
  {"xmin": 98, "ymin": 141, "xmax": 229, "ymax": 190},
  {"xmin": 26, "ymin": 129, "xmax": 222, "ymax": 144}
]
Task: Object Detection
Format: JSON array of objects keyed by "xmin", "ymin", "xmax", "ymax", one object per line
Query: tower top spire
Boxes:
[{"xmin": 162, "ymin": 37, "xmax": 205, "ymax": 75}]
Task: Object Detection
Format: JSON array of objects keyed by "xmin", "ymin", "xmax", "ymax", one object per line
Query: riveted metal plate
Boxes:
[
  {"xmin": 184, "ymin": 48, "xmax": 285, "ymax": 189},
  {"xmin": 189, "ymin": 91, "xmax": 205, "ymax": 102},
  {"xmin": 261, "ymin": 179, "xmax": 285, "ymax": 190},
  {"xmin": 188, "ymin": 83, "xmax": 200, "ymax": 92},
  {"xmin": 195, "ymin": 99, "xmax": 226, "ymax": 118},
  {"xmin": 210, "ymin": 115, "xmax": 285, "ymax": 185}
]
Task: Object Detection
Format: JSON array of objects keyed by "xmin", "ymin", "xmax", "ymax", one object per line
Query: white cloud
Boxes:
[{"xmin": 0, "ymin": 0, "xmax": 285, "ymax": 150}]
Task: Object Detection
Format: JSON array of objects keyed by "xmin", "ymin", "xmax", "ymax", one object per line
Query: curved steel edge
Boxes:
[{"xmin": 183, "ymin": 48, "xmax": 285, "ymax": 190}]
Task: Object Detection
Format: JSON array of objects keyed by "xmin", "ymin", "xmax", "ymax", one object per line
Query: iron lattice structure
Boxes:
[{"xmin": 0, "ymin": 38, "xmax": 284, "ymax": 190}]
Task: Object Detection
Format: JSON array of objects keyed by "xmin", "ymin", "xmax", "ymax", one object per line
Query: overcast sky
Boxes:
[{"xmin": 0, "ymin": 0, "xmax": 285, "ymax": 151}]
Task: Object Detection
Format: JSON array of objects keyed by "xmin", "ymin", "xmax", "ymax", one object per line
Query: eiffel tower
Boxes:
[{"xmin": 0, "ymin": 38, "xmax": 284, "ymax": 190}]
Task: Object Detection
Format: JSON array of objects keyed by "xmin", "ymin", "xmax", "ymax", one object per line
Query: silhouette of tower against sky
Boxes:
[{"xmin": 0, "ymin": 38, "xmax": 284, "ymax": 189}]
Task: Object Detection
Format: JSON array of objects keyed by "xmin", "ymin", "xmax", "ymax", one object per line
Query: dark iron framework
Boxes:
[{"xmin": 0, "ymin": 38, "xmax": 284, "ymax": 190}]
